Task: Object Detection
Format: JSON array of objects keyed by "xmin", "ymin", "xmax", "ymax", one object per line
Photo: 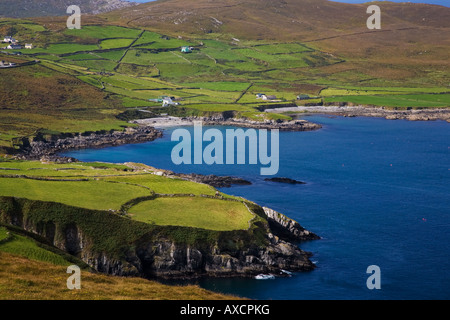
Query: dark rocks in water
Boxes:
[
  {"xmin": 264, "ymin": 177, "xmax": 306, "ymax": 185},
  {"xmin": 174, "ymin": 173, "xmax": 252, "ymax": 188}
]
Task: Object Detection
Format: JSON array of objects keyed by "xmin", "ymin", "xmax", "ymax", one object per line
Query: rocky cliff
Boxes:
[
  {"xmin": 263, "ymin": 207, "xmax": 320, "ymax": 242},
  {"xmin": 0, "ymin": 197, "xmax": 317, "ymax": 279}
]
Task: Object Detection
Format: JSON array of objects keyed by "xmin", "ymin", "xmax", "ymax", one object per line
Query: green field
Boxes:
[
  {"xmin": 0, "ymin": 160, "xmax": 256, "ymax": 232},
  {"xmin": 129, "ymin": 197, "xmax": 253, "ymax": 231},
  {"xmin": 0, "ymin": 177, "xmax": 151, "ymax": 211},
  {"xmin": 254, "ymin": 43, "xmax": 311, "ymax": 54},
  {"xmin": 324, "ymin": 94, "xmax": 450, "ymax": 108},
  {"xmin": 181, "ymin": 81, "xmax": 251, "ymax": 92},
  {"xmin": 100, "ymin": 174, "xmax": 216, "ymax": 195},
  {"xmin": 100, "ymin": 38, "xmax": 135, "ymax": 49}
]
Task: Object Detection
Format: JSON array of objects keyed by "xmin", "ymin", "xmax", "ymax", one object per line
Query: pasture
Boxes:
[{"xmin": 128, "ymin": 197, "xmax": 253, "ymax": 231}]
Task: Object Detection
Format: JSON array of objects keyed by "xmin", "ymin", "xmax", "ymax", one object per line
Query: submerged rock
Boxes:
[
  {"xmin": 264, "ymin": 177, "xmax": 306, "ymax": 184},
  {"xmin": 173, "ymin": 173, "xmax": 252, "ymax": 188}
]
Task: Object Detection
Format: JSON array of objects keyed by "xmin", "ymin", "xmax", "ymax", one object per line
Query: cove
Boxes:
[{"xmin": 60, "ymin": 115, "xmax": 450, "ymax": 300}]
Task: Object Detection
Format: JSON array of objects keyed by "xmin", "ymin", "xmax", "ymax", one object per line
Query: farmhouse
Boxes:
[
  {"xmin": 162, "ymin": 96, "xmax": 179, "ymax": 107},
  {"xmin": 256, "ymin": 93, "xmax": 277, "ymax": 100},
  {"xmin": 262, "ymin": 94, "xmax": 277, "ymax": 101},
  {"xmin": 7, "ymin": 44, "xmax": 22, "ymax": 50},
  {"xmin": 25, "ymin": 43, "xmax": 33, "ymax": 49},
  {"xmin": 3, "ymin": 36, "xmax": 16, "ymax": 43}
]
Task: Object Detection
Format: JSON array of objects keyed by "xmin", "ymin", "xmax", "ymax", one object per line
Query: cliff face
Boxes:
[
  {"xmin": 0, "ymin": 197, "xmax": 317, "ymax": 279},
  {"xmin": 135, "ymin": 235, "xmax": 315, "ymax": 279}
]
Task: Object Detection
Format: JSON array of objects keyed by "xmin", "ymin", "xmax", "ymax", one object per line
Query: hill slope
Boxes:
[
  {"xmin": 0, "ymin": 0, "xmax": 135, "ymax": 18},
  {"xmin": 104, "ymin": 0, "xmax": 450, "ymax": 83},
  {"xmin": 0, "ymin": 252, "xmax": 237, "ymax": 300},
  {"xmin": 105, "ymin": 0, "xmax": 450, "ymax": 40}
]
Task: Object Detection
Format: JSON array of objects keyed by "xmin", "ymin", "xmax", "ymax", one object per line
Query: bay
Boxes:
[{"xmin": 61, "ymin": 115, "xmax": 450, "ymax": 300}]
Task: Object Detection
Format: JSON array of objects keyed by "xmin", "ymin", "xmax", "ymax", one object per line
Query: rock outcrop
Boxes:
[
  {"xmin": 17, "ymin": 126, "xmax": 163, "ymax": 160},
  {"xmin": 171, "ymin": 173, "xmax": 252, "ymax": 188},
  {"xmin": 135, "ymin": 235, "xmax": 315, "ymax": 279},
  {"xmin": 263, "ymin": 207, "xmax": 320, "ymax": 242}
]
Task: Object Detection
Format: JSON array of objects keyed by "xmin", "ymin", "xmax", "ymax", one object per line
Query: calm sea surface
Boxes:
[{"xmin": 61, "ymin": 115, "xmax": 450, "ymax": 300}]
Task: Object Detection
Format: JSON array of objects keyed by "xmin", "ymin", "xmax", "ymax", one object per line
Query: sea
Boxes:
[{"xmin": 61, "ymin": 115, "xmax": 450, "ymax": 300}]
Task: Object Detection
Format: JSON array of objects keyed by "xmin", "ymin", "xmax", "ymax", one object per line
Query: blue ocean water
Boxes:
[{"xmin": 61, "ymin": 115, "xmax": 450, "ymax": 300}]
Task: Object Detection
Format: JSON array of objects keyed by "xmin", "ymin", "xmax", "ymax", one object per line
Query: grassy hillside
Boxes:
[
  {"xmin": 1, "ymin": 10, "xmax": 448, "ymax": 152},
  {"xmin": 0, "ymin": 0, "xmax": 135, "ymax": 18},
  {"xmin": 0, "ymin": 250, "xmax": 238, "ymax": 300},
  {"xmin": 0, "ymin": 222, "xmax": 239, "ymax": 300},
  {"xmin": 104, "ymin": 0, "xmax": 450, "ymax": 88}
]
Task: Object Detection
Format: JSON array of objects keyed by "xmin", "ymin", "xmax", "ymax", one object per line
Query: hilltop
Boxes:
[{"xmin": 0, "ymin": 0, "xmax": 135, "ymax": 18}]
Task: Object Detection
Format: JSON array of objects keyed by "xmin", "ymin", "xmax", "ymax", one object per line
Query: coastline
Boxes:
[
  {"xmin": 16, "ymin": 105, "xmax": 449, "ymax": 161},
  {"xmin": 13, "ymin": 115, "xmax": 322, "ymax": 161},
  {"xmin": 131, "ymin": 115, "xmax": 322, "ymax": 131},
  {"xmin": 265, "ymin": 105, "xmax": 450, "ymax": 122},
  {"xmin": 3, "ymin": 115, "xmax": 323, "ymax": 280},
  {"xmin": 4, "ymin": 109, "xmax": 447, "ymax": 283}
]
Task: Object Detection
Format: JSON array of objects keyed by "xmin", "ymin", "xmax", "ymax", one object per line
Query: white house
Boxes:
[
  {"xmin": 7, "ymin": 44, "xmax": 22, "ymax": 50},
  {"xmin": 25, "ymin": 43, "xmax": 33, "ymax": 49},
  {"xmin": 162, "ymin": 96, "xmax": 179, "ymax": 107},
  {"xmin": 261, "ymin": 94, "xmax": 277, "ymax": 101},
  {"xmin": 3, "ymin": 36, "xmax": 17, "ymax": 43}
]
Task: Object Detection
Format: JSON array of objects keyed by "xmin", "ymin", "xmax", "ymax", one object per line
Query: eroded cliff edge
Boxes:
[{"xmin": 0, "ymin": 196, "xmax": 319, "ymax": 279}]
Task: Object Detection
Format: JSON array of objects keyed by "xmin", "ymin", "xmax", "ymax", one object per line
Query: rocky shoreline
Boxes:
[
  {"xmin": 14, "ymin": 115, "xmax": 321, "ymax": 161},
  {"xmin": 4, "ymin": 114, "xmax": 324, "ymax": 279},
  {"xmin": 171, "ymin": 172, "xmax": 252, "ymax": 188},
  {"xmin": 132, "ymin": 115, "xmax": 322, "ymax": 131},
  {"xmin": 15, "ymin": 126, "xmax": 163, "ymax": 160},
  {"xmin": 265, "ymin": 106, "xmax": 450, "ymax": 122}
]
